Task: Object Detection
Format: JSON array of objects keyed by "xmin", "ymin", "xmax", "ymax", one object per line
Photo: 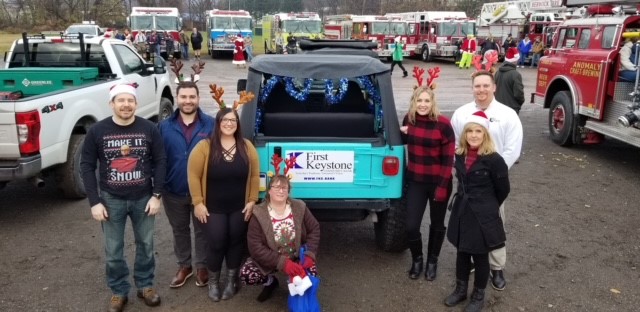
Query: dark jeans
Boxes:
[
  {"xmin": 456, "ymin": 251, "xmax": 490, "ymax": 289},
  {"xmin": 181, "ymin": 44, "xmax": 189, "ymax": 60},
  {"xmin": 390, "ymin": 61, "xmax": 407, "ymax": 74},
  {"xmin": 620, "ymin": 70, "xmax": 637, "ymax": 82},
  {"xmin": 202, "ymin": 209, "xmax": 247, "ymax": 272},
  {"xmin": 163, "ymin": 192, "xmax": 207, "ymax": 269},
  {"xmin": 405, "ymin": 180, "xmax": 451, "ymax": 241},
  {"xmin": 100, "ymin": 191, "xmax": 155, "ymax": 296}
]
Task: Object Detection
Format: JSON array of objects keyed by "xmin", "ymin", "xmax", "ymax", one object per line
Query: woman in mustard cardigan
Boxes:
[{"xmin": 187, "ymin": 107, "xmax": 260, "ymax": 302}]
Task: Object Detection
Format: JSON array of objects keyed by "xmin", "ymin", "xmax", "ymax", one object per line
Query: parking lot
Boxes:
[{"xmin": 0, "ymin": 55, "xmax": 639, "ymax": 311}]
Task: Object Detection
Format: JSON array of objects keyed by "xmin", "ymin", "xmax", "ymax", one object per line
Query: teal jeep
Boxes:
[{"xmin": 238, "ymin": 51, "xmax": 407, "ymax": 251}]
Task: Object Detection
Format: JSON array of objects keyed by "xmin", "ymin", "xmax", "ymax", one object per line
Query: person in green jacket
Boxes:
[{"xmin": 391, "ymin": 37, "xmax": 408, "ymax": 77}]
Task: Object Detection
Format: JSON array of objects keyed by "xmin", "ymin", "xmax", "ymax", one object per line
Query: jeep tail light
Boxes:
[
  {"xmin": 16, "ymin": 110, "xmax": 41, "ymax": 156},
  {"xmin": 382, "ymin": 156, "xmax": 399, "ymax": 176}
]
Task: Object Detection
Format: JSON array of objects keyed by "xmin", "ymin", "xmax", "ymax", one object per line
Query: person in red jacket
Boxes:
[{"xmin": 459, "ymin": 34, "xmax": 477, "ymax": 69}]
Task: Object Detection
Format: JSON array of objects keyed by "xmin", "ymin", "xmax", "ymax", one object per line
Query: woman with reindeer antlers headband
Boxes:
[
  {"xmin": 187, "ymin": 84, "xmax": 259, "ymax": 302},
  {"xmin": 400, "ymin": 66, "xmax": 455, "ymax": 282},
  {"xmin": 239, "ymin": 155, "xmax": 320, "ymax": 304}
]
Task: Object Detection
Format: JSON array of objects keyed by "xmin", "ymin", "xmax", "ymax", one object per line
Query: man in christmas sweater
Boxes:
[{"xmin": 80, "ymin": 83, "xmax": 166, "ymax": 312}]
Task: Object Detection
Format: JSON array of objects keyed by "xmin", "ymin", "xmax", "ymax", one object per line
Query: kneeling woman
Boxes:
[
  {"xmin": 240, "ymin": 175, "xmax": 320, "ymax": 302},
  {"xmin": 445, "ymin": 111, "xmax": 510, "ymax": 312}
]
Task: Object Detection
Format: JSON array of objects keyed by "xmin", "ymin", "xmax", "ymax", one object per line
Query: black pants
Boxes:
[
  {"xmin": 405, "ymin": 181, "xmax": 451, "ymax": 241},
  {"xmin": 390, "ymin": 61, "xmax": 407, "ymax": 74},
  {"xmin": 456, "ymin": 251, "xmax": 490, "ymax": 289},
  {"xmin": 202, "ymin": 210, "xmax": 247, "ymax": 272}
]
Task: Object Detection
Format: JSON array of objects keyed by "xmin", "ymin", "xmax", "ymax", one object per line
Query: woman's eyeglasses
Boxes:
[
  {"xmin": 271, "ymin": 185, "xmax": 289, "ymax": 192},
  {"xmin": 221, "ymin": 118, "xmax": 238, "ymax": 124}
]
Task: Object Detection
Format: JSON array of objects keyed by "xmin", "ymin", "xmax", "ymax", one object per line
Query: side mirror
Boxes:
[
  {"xmin": 237, "ymin": 79, "xmax": 247, "ymax": 93},
  {"xmin": 153, "ymin": 57, "xmax": 167, "ymax": 74}
]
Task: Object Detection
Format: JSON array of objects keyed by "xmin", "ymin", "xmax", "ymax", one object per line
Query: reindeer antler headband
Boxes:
[
  {"xmin": 412, "ymin": 66, "xmax": 440, "ymax": 90},
  {"xmin": 472, "ymin": 50, "xmax": 498, "ymax": 74},
  {"xmin": 209, "ymin": 84, "xmax": 255, "ymax": 111},
  {"xmin": 268, "ymin": 153, "xmax": 296, "ymax": 179},
  {"xmin": 170, "ymin": 59, "xmax": 205, "ymax": 83}
]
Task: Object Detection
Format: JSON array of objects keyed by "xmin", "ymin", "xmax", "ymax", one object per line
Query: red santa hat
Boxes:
[
  {"xmin": 465, "ymin": 110, "xmax": 490, "ymax": 130},
  {"xmin": 505, "ymin": 47, "xmax": 520, "ymax": 63}
]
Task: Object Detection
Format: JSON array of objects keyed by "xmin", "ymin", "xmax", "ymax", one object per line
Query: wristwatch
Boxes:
[{"xmin": 152, "ymin": 193, "xmax": 162, "ymax": 200}]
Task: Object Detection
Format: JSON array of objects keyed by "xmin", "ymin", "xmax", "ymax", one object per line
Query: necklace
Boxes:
[
  {"xmin": 222, "ymin": 143, "xmax": 236, "ymax": 162},
  {"xmin": 268, "ymin": 204, "xmax": 288, "ymax": 217}
]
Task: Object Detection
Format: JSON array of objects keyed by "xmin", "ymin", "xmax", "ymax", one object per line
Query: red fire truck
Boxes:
[
  {"xmin": 384, "ymin": 11, "xmax": 475, "ymax": 62},
  {"xmin": 128, "ymin": 7, "xmax": 182, "ymax": 43},
  {"xmin": 323, "ymin": 14, "xmax": 408, "ymax": 59},
  {"xmin": 477, "ymin": 0, "xmax": 570, "ymax": 59},
  {"xmin": 533, "ymin": 0, "xmax": 640, "ymax": 148}
]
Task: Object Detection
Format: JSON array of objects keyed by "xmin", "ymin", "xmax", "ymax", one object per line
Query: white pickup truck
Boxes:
[{"xmin": 0, "ymin": 33, "xmax": 174, "ymax": 198}]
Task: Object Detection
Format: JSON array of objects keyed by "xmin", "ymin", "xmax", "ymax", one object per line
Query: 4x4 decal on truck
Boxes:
[{"xmin": 41, "ymin": 102, "xmax": 63, "ymax": 114}]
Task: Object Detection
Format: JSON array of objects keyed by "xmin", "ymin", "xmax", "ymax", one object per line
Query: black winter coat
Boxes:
[
  {"xmin": 494, "ymin": 62, "xmax": 525, "ymax": 111},
  {"xmin": 447, "ymin": 152, "xmax": 510, "ymax": 254}
]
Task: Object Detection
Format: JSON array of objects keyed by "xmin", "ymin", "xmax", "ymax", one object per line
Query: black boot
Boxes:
[
  {"xmin": 256, "ymin": 276, "xmax": 279, "ymax": 302},
  {"xmin": 444, "ymin": 280, "xmax": 468, "ymax": 307},
  {"xmin": 490, "ymin": 269, "xmax": 506, "ymax": 290},
  {"xmin": 402, "ymin": 71, "xmax": 408, "ymax": 78},
  {"xmin": 425, "ymin": 226, "xmax": 446, "ymax": 281},
  {"xmin": 464, "ymin": 287, "xmax": 485, "ymax": 312},
  {"xmin": 408, "ymin": 236, "xmax": 423, "ymax": 279},
  {"xmin": 208, "ymin": 271, "xmax": 221, "ymax": 302},
  {"xmin": 221, "ymin": 268, "xmax": 239, "ymax": 300}
]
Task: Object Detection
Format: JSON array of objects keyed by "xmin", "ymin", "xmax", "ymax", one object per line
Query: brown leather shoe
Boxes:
[
  {"xmin": 137, "ymin": 287, "xmax": 161, "ymax": 307},
  {"xmin": 170, "ymin": 266, "xmax": 193, "ymax": 288},
  {"xmin": 195, "ymin": 268, "xmax": 209, "ymax": 287},
  {"xmin": 108, "ymin": 295, "xmax": 127, "ymax": 312}
]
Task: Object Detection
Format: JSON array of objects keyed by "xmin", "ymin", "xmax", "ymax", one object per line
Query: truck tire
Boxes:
[
  {"xmin": 374, "ymin": 188, "xmax": 408, "ymax": 252},
  {"xmin": 56, "ymin": 134, "xmax": 86, "ymax": 199},
  {"xmin": 159, "ymin": 97, "xmax": 174, "ymax": 122},
  {"xmin": 421, "ymin": 45, "xmax": 430, "ymax": 62},
  {"xmin": 548, "ymin": 91, "xmax": 575, "ymax": 146}
]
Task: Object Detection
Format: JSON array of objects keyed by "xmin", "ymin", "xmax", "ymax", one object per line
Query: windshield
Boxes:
[
  {"xmin": 389, "ymin": 22, "xmax": 406, "ymax": 35},
  {"xmin": 437, "ymin": 23, "xmax": 457, "ymax": 36},
  {"xmin": 130, "ymin": 16, "xmax": 153, "ymax": 30},
  {"xmin": 66, "ymin": 25, "xmax": 99, "ymax": 35},
  {"xmin": 460, "ymin": 22, "xmax": 475, "ymax": 36},
  {"xmin": 155, "ymin": 16, "xmax": 179, "ymax": 31},
  {"xmin": 282, "ymin": 20, "xmax": 322, "ymax": 33},
  {"xmin": 211, "ymin": 16, "xmax": 251, "ymax": 30}
]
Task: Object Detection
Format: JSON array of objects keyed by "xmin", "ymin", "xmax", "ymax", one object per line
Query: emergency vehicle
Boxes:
[
  {"xmin": 532, "ymin": 0, "xmax": 640, "ymax": 148},
  {"xmin": 323, "ymin": 15, "xmax": 408, "ymax": 58},
  {"xmin": 385, "ymin": 11, "xmax": 474, "ymax": 62},
  {"xmin": 205, "ymin": 9, "xmax": 253, "ymax": 58},
  {"xmin": 128, "ymin": 7, "xmax": 182, "ymax": 42},
  {"xmin": 476, "ymin": 0, "xmax": 570, "ymax": 58},
  {"xmin": 262, "ymin": 12, "xmax": 323, "ymax": 54}
]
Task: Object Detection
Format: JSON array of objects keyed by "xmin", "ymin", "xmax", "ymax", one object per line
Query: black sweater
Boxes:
[{"xmin": 80, "ymin": 116, "xmax": 166, "ymax": 206}]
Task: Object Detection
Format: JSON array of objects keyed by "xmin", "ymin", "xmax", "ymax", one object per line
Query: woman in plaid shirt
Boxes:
[{"xmin": 400, "ymin": 84, "xmax": 455, "ymax": 281}]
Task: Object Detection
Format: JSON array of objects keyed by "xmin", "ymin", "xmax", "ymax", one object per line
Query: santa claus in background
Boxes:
[{"xmin": 233, "ymin": 33, "xmax": 246, "ymax": 68}]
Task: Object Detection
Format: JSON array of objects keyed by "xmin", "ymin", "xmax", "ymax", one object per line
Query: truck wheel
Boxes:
[
  {"xmin": 421, "ymin": 45, "xmax": 430, "ymax": 62},
  {"xmin": 374, "ymin": 187, "xmax": 408, "ymax": 252},
  {"xmin": 159, "ymin": 97, "xmax": 173, "ymax": 122},
  {"xmin": 548, "ymin": 91, "xmax": 575, "ymax": 146},
  {"xmin": 55, "ymin": 134, "xmax": 86, "ymax": 199}
]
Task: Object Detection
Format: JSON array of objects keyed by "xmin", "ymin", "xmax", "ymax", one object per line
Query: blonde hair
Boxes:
[
  {"xmin": 407, "ymin": 85, "xmax": 440, "ymax": 124},
  {"xmin": 455, "ymin": 122, "xmax": 497, "ymax": 156}
]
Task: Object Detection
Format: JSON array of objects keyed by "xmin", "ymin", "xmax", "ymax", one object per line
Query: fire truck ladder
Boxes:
[{"xmin": 481, "ymin": 0, "xmax": 533, "ymax": 24}]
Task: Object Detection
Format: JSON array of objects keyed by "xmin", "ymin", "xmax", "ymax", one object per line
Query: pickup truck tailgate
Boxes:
[{"xmin": 0, "ymin": 107, "xmax": 20, "ymax": 158}]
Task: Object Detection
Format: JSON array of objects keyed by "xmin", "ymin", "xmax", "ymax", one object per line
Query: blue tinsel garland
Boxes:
[
  {"xmin": 259, "ymin": 76, "xmax": 279, "ymax": 103},
  {"xmin": 324, "ymin": 78, "xmax": 350, "ymax": 105},
  {"xmin": 284, "ymin": 77, "xmax": 313, "ymax": 101}
]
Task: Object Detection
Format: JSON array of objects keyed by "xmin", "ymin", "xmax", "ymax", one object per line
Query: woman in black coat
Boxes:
[{"xmin": 444, "ymin": 111, "xmax": 510, "ymax": 312}]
